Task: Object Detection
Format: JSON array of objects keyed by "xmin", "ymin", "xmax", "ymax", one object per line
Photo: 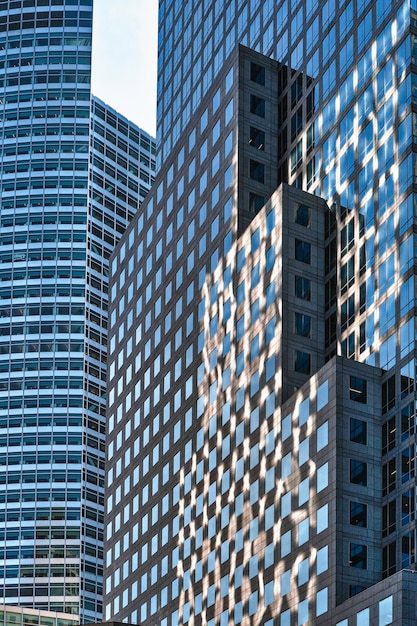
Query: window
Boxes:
[
  {"xmin": 250, "ymin": 159, "xmax": 265, "ymax": 183},
  {"xmin": 295, "ymin": 350, "xmax": 311, "ymax": 374},
  {"xmin": 250, "ymin": 95, "xmax": 265, "ymax": 117},
  {"xmin": 317, "ymin": 380, "xmax": 329, "ymax": 411},
  {"xmin": 350, "ymin": 376, "xmax": 367, "ymax": 403},
  {"xmin": 295, "ymin": 276, "xmax": 311, "ymax": 300},
  {"xmin": 298, "ymin": 599, "xmax": 308, "ymax": 626},
  {"xmin": 350, "ymin": 502, "xmax": 367, "ymax": 527},
  {"xmin": 350, "ymin": 460, "xmax": 367, "ymax": 486},
  {"xmin": 295, "ymin": 313, "xmax": 311, "ymax": 337},
  {"xmin": 295, "ymin": 204, "xmax": 310, "ymax": 226},
  {"xmin": 316, "ymin": 587, "xmax": 328, "ymax": 617},
  {"xmin": 317, "ymin": 504, "xmax": 329, "ymax": 533},
  {"xmin": 249, "ymin": 192, "xmax": 265, "ymax": 213},
  {"xmin": 350, "ymin": 418, "xmax": 367, "ymax": 444},
  {"xmin": 250, "ymin": 62, "xmax": 265, "ymax": 85},
  {"xmin": 295, "ymin": 239, "xmax": 311, "ymax": 264},
  {"xmin": 349, "ymin": 543, "xmax": 367, "ymax": 569},
  {"xmin": 250, "ymin": 126, "xmax": 265, "ymax": 150}
]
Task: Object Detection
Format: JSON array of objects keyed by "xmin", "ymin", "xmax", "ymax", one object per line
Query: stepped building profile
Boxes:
[{"xmin": 103, "ymin": 1, "xmax": 417, "ymax": 625}]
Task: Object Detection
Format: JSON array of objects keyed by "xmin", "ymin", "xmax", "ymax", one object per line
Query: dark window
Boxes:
[
  {"xmin": 349, "ymin": 585, "xmax": 366, "ymax": 598},
  {"xmin": 341, "ymin": 219, "xmax": 354, "ymax": 256},
  {"xmin": 294, "ymin": 350, "xmax": 310, "ymax": 374},
  {"xmin": 341, "ymin": 294, "xmax": 355, "ymax": 332},
  {"xmin": 295, "ymin": 276, "xmax": 311, "ymax": 300},
  {"xmin": 401, "ymin": 368, "xmax": 414, "ymax": 398},
  {"xmin": 382, "ymin": 541, "xmax": 396, "ymax": 578},
  {"xmin": 291, "ymin": 109, "xmax": 303, "ymax": 141},
  {"xmin": 350, "ymin": 502, "xmax": 367, "ymax": 527},
  {"xmin": 295, "ymin": 204, "xmax": 310, "ymax": 226},
  {"xmin": 325, "ymin": 240, "xmax": 336, "ymax": 274},
  {"xmin": 401, "ymin": 446, "xmax": 414, "ymax": 484},
  {"xmin": 249, "ymin": 159, "xmax": 265, "ymax": 183},
  {"xmin": 350, "ymin": 459, "xmax": 367, "ymax": 485},
  {"xmin": 382, "ymin": 375, "xmax": 395, "ymax": 414},
  {"xmin": 249, "ymin": 126, "xmax": 265, "ymax": 150},
  {"xmin": 349, "ymin": 543, "xmax": 367, "ymax": 569},
  {"xmin": 401, "ymin": 403, "xmax": 415, "ymax": 441},
  {"xmin": 350, "ymin": 376, "xmax": 367, "ymax": 403},
  {"xmin": 325, "ymin": 277, "xmax": 336, "ymax": 309},
  {"xmin": 291, "ymin": 76, "xmax": 303, "ymax": 106},
  {"xmin": 402, "ymin": 533, "xmax": 415, "ymax": 568},
  {"xmin": 402, "ymin": 488, "xmax": 414, "ymax": 526},
  {"xmin": 250, "ymin": 95, "xmax": 265, "ymax": 117},
  {"xmin": 295, "ymin": 239, "xmax": 311, "ymax": 264},
  {"xmin": 341, "ymin": 257, "xmax": 355, "ymax": 293},
  {"xmin": 383, "ymin": 458, "xmax": 396, "ymax": 495},
  {"xmin": 249, "ymin": 193, "xmax": 264, "ymax": 214},
  {"xmin": 341, "ymin": 332, "xmax": 355, "ymax": 359},
  {"xmin": 350, "ymin": 418, "xmax": 367, "ymax": 444},
  {"xmin": 325, "ymin": 313, "xmax": 337, "ymax": 348},
  {"xmin": 382, "ymin": 416, "xmax": 396, "ymax": 454},
  {"xmin": 382, "ymin": 500, "xmax": 396, "ymax": 537},
  {"xmin": 295, "ymin": 313, "xmax": 311, "ymax": 337},
  {"xmin": 250, "ymin": 62, "xmax": 265, "ymax": 85}
]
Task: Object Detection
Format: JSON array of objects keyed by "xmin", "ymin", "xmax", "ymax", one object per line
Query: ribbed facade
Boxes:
[{"xmin": 0, "ymin": 1, "xmax": 155, "ymax": 620}]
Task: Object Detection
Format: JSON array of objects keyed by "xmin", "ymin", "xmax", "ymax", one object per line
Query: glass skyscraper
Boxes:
[
  {"xmin": 103, "ymin": 0, "xmax": 417, "ymax": 625},
  {"xmin": 0, "ymin": 1, "xmax": 155, "ymax": 621}
]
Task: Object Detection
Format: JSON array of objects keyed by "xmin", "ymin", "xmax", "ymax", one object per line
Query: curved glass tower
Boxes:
[{"xmin": 0, "ymin": 1, "xmax": 156, "ymax": 621}]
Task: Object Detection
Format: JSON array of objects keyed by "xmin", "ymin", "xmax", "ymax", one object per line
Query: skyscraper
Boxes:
[
  {"xmin": 0, "ymin": 2, "xmax": 155, "ymax": 621},
  {"xmin": 104, "ymin": 0, "xmax": 417, "ymax": 625}
]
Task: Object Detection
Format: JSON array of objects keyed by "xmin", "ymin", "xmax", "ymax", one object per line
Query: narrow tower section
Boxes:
[{"xmin": 0, "ymin": 3, "xmax": 156, "ymax": 620}]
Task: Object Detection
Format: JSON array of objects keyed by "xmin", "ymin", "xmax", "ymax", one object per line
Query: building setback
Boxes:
[
  {"xmin": 0, "ymin": 1, "xmax": 155, "ymax": 621},
  {"xmin": 104, "ymin": 0, "xmax": 417, "ymax": 624}
]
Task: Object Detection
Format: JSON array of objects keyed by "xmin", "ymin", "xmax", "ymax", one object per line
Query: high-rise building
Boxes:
[
  {"xmin": 0, "ymin": 2, "xmax": 155, "ymax": 621},
  {"xmin": 104, "ymin": 0, "xmax": 417, "ymax": 625}
]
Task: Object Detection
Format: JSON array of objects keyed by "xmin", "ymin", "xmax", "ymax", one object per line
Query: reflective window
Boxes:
[{"xmin": 379, "ymin": 596, "xmax": 393, "ymax": 625}]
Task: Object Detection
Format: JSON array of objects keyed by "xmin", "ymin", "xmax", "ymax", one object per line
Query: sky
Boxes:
[{"xmin": 91, "ymin": 0, "xmax": 158, "ymax": 138}]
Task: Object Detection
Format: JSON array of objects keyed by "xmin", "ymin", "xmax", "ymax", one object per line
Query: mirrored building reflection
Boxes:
[{"xmin": 105, "ymin": 0, "xmax": 417, "ymax": 624}]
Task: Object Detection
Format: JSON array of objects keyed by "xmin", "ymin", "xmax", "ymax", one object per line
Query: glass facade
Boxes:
[
  {"xmin": 105, "ymin": 0, "xmax": 417, "ymax": 624},
  {"xmin": 0, "ymin": 2, "xmax": 155, "ymax": 620},
  {"xmin": 0, "ymin": 606, "xmax": 78, "ymax": 626},
  {"xmin": 156, "ymin": 0, "xmax": 417, "ymax": 586}
]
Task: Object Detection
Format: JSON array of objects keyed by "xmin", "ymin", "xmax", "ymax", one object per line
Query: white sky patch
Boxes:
[{"xmin": 92, "ymin": 0, "xmax": 158, "ymax": 136}]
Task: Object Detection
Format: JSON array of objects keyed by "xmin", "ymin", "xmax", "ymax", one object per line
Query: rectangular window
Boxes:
[
  {"xmin": 295, "ymin": 312, "xmax": 311, "ymax": 337},
  {"xmin": 250, "ymin": 159, "xmax": 265, "ymax": 183},
  {"xmin": 250, "ymin": 95, "xmax": 265, "ymax": 117},
  {"xmin": 350, "ymin": 418, "xmax": 367, "ymax": 444},
  {"xmin": 350, "ymin": 376, "xmax": 367, "ymax": 403},
  {"xmin": 250, "ymin": 62, "xmax": 265, "ymax": 85},
  {"xmin": 350, "ymin": 460, "xmax": 367, "ymax": 486},
  {"xmin": 349, "ymin": 543, "xmax": 367, "ymax": 569},
  {"xmin": 295, "ymin": 350, "xmax": 311, "ymax": 374},
  {"xmin": 295, "ymin": 204, "xmax": 310, "ymax": 226},
  {"xmin": 250, "ymin": 126, "xmax": 265, "ymax": 150},
  {"xmin": 249, "ymin": 192, "xmax": 264, "ymax": 213},
  {"xmin": 295, "ymin": 239, "xmax": 311, "ymax": 264},
  {"xmin": 350, "ymin": 502, "xmax": 367, "ymax": 527},
  {"xmin": 295, "ymin": 276, "xmax": 311, "ymax": 300}
]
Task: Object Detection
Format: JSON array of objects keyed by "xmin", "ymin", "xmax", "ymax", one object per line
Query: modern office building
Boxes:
[
  {"xmin": 0, "ymin": 605, "xmax": 79, "ymax": 626},
  {"xmin": 0, "ymin": 1, "xmax": 155, "ymax": 621},
  {"xmin": 104, "ymin": 0, "xmax": 417, "ymax": 625}
]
